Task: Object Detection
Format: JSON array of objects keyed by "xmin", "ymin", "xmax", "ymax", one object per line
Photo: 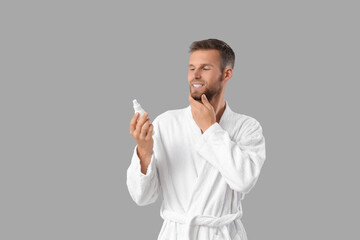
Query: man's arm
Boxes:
[
  {"xmin": 189, "ymin": 93, "xmax": 266, "ymax": 194},
  {"xmin": 127, "ymin": 112, "xmax": 160, "ymax": 206},
  {"xmin": 130, "ymin": 112, "xmax": 154, "ymax": 173},
  {"xmin": 195, "ymin": 118, "xmax": 266, "ymax": 194}
]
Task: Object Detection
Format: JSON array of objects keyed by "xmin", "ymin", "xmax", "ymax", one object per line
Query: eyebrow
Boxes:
[{"xmin": 188, "ymin": 64, "xmax": 214, "ymax": 67}]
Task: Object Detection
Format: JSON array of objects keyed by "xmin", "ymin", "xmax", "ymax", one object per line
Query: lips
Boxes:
[{"xmin": 191, "ymin": 82, "xmax": 205, "ymax": 89}]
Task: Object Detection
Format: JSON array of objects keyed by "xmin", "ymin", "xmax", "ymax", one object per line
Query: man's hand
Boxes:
[
  {"xmin": 130, "ymin": 112, "xmax": 154, "ymax": 167},
  {"xmin": 189, "ymin": 93, "xmax": 216, "ymax": 133}
]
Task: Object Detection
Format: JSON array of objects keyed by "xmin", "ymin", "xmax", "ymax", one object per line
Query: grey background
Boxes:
[{"xmin": 1, "ymin": 0, "xmax": 359, "ymax": 239}]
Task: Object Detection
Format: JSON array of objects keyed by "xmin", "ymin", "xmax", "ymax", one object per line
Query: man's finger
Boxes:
[
  {"xmin": 140, "ymin": 119, "xmax": 150, "ymax": 139},
  {"xmin": 189, "ymin": 94, "xmax": 202, "ymax": 108},
  {"xmin": 188, "ymin": 93, "xmax": 198, "ymax": 103},
  {"xmin": 145, "ymin": 124, "xmax": 154, "ymax": 141},
  {"xmin": 201, "ymin": 94, "xmax": 213, "ymax": 110},
  {"xmin": 130, "ymin": 112, "xmax": 140, "ymax": 134},
  {"xmin": 188, "ymin": 94, "xmax": 194, "ymax": 103},
  {"xmin": 135, "ymin": 112, "xmax": 149, "ymax": 134}
]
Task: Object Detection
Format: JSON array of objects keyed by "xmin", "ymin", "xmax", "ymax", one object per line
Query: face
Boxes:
[{"xmin": 188, "ymin": 49, "xmax": 224, "ymax": 102}]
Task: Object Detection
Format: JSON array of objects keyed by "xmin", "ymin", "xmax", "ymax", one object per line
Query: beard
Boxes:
[{"xmin": 189, "ymin": 74, "xmax": 224, "ymax": 102}]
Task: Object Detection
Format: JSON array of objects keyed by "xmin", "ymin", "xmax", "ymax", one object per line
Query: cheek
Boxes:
[
  {"xmin": 206, "ymin": 73, "xmax": 217, "ymax": 81},
  {"xmin": 205, "ymin": 71, "xmax": 217, "ymax": 78}
]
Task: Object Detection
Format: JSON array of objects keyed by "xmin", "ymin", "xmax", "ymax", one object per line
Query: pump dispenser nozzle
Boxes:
[{"xmin": 133, "ymin": 99, "xmax": 146, "ymax": 118}]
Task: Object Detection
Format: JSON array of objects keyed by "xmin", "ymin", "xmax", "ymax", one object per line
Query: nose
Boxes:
[{"xmin": 193, "ymin": 69, "xmax": 201, "ymax": 79}]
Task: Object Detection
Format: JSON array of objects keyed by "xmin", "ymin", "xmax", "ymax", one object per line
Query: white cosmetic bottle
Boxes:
[
  {"xmin": 133, "ymin": 99, "xmax": 146, "ymax": 118},
  {"xmin": 133, "ymin": 99, "xmax": 154, "ymax": 136}
]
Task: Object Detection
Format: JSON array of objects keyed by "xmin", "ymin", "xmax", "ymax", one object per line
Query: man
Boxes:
[{"xmin": 127, "ymin": 39, "xmax": 266, "ymax": 240}]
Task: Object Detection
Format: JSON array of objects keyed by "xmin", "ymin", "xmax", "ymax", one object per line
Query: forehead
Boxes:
[{"xmin": 189, "ymin": 49, "xmax": 221, "ymax": 66}]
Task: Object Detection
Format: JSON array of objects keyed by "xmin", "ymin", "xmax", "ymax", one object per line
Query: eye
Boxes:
[
  {"xmin": 203, "ymin": 68, "xmax": 210, "ymax": 70},
  {"xmin": 189, "ymin": 68, "xmax": 195, "ymax": 71}
]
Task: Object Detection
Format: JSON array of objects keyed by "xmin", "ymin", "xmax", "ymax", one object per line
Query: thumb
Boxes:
[{"xmin": 201, "ymin": 94, "xmax": 213, "ymax": 110}]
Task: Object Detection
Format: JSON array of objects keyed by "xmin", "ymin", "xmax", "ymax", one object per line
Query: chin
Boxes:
[
  {"xmin": 193, "ymin": 97, "xmax": 202, "ymax": 102},
  {"xmin": 190, "ymin": 87, "xmax": 205, "ymax": 101},
  {"xmin": 191, "ymin": 93, "xmax": 202, "ymax": 102}
]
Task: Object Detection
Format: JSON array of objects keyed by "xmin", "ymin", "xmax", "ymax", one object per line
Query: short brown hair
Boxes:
[{"xmin": 189, "ymin": 38, "xmax": 235, "ymax": 71}]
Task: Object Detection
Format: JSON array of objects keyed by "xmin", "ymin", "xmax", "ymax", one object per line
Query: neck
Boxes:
[{"xmin": 209, "ymin": 95, "xmax": 226, "ymax": 123}]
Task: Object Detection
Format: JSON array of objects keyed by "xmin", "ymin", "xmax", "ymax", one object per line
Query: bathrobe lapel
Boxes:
[{"xmin": 184, "ymin": 103, "xmax": 230, "ymax": 213}]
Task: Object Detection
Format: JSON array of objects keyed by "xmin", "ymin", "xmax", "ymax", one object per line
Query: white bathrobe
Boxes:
[{"xmin": 127, "ymin": 101, "xmax": 266, "ymax": 240}]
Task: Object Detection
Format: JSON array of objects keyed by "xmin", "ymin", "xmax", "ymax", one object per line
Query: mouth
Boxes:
[{"xmin": 191, "ymin": 83, "xmax": 205, "ymax": 90}]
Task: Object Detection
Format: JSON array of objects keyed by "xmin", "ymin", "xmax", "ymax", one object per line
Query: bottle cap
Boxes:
[{"xmin": 133, "ymin": 99, "xmax": 140, "ymax": 107}]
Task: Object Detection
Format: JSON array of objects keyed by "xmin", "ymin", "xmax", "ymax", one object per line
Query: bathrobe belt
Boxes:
[{"xmin": 160, "ymin": 208, "xmax": 243, "ymax": 240}]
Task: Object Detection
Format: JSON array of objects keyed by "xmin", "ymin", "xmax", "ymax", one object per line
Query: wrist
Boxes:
[
  {"xmin": 202, "ymin": 122, "xmax": 215, "ymax": 133},
  {"xmin": 137, "ymin": 147, "xmax": 152, "ymax": 160}
]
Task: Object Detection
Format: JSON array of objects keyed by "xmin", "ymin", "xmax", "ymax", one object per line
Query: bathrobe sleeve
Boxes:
[
  {"xmin": 126, "ymin": 118, "xmax": 161, "ymax": 206},
  {"xmin": 195, "ymin": 118, "xmax": 266, "ymax": 194}
]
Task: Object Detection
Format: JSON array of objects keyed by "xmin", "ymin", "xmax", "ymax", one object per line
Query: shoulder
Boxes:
[
  {"xmin": 227, "ymin": 109, "xmax": 264, "ymax": 139},
  {"xmin": 227, "ymin": 107, "xmax": 262, "ymax": 129},
  {"xmin": 239, "ymin": 113, "xmax": 262, "ymax": 130},
  {"xmin": 235, "ymin": 113, "xmax": 264, "ymax": 145}
]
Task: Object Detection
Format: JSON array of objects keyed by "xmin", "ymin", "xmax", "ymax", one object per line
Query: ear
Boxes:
[{"xmin": 223, "ymin": 67, "xmax": 233, "ymax": 81}]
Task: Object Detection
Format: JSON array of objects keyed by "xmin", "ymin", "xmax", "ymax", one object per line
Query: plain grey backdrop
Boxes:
[{"xmin": 1, "ymin": 0, "xmax": 359, "ymax": 239}]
